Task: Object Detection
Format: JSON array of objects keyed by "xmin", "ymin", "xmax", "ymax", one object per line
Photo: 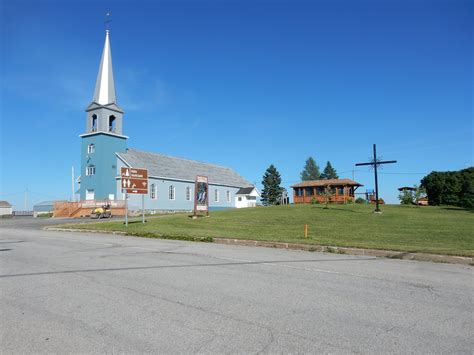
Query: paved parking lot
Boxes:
[{"xmin": 1, "ymin": 218, "xmax": 473, "ymax": 353}]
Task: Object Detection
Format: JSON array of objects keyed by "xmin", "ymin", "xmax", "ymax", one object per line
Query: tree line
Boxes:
[
  {"xmin": 261, "ymin": 157, "xmax": 339, "ymax": 205},
  {"xmin": 421, "ymin": 167, "xmax": 473, "ymax": 208}
]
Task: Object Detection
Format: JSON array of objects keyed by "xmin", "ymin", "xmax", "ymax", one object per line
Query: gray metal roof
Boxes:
[
  {"xmin": 0, "ymin": 201, "xmax": 12, "ymax": 207},
  {"xmin": 33, "ymin": 201, "xmax": 55, "ymax": 207},
  {"xmin": 117, "ymin": 148, "xmax": 252, "ymax": 188},
  {"xmin": 236, "ymin": 187, "xmax": 256, "ymax": 195}
]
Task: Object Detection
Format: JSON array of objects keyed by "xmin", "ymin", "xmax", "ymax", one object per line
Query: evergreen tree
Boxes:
[
  {"xmin": 261, "ymin": 164, "xmax": 283, "ymax": 206},
  {"xmin": 321, "ymin": 161, "xmax": 338, "ymax": 179},
  {"xmin": 300, "ymin": 157, "xmax": 320, "ymax": 181}
]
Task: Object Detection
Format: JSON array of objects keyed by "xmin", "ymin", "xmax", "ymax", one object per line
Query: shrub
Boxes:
[
  {"xmin": 355, "ymin": 197, "xmax": 366, "ymax": 204},
  {"xmin": 311, "ymin": 198, "xmax": 320, "ymax": 205}
]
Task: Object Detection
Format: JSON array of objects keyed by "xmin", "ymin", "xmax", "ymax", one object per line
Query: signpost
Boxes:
[
  {"xmin": 120, "ymin": 167, "xmax": 149, "ymax": 225},
  {"xmin": 193, "ymin": 175, "xmax": 209, "ymax": 217}
]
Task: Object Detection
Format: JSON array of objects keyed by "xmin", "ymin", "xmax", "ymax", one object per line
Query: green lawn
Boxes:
[{"xmin": 62, "ymin": 204, "xmax": 474, "ymax": 257}]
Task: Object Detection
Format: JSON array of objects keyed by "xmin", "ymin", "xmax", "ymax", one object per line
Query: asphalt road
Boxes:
[{"xmin": 1, "ymin": 218, "xmax": 473, "ymax": 353}]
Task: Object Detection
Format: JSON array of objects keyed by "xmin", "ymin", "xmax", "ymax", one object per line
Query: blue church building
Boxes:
[{"xmin": 78, "ymin": 30, "xmax": 255, "ymax": 212}]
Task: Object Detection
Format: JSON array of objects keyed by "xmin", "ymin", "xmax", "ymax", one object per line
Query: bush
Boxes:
[
  {"xmin": 355, "ymin": 197, "xmax": 366, "ymax": 204},
  {"xmin": 310, "ymin": 198, "xmax": 320, "ymax": 205}
]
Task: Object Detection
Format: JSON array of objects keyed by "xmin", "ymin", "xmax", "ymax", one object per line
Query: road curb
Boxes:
[
  {"xmin": 214, "ymin": 238, "xmax": 473, "ymax": 265},
  {"xmin": 44, "ymin": 227, "xmax": 128, "ymax": 236},
  {"xmin": 44, "ymin": 227, "xmax": 473, "ymax": 266}
]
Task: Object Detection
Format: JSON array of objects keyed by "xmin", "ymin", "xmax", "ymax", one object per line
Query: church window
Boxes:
[
  {"xmin": 214, "ymin": 189, "xmax": 219, "ymax": 202},
  {"xmin": 86, "ymin": 165, "xmax": 96, "ymax": 176},
  {"xmin": 91, "ymin": 115, "xmax": 98, "ymax": 132},
  {"xmin": 226, "ymin": 190, "xmax": 230, "ymax": 202},
  {"xmin": 108, "ymin": 115, "xmax": 116, "ymax": 132},
  {"xmin": 186, "ymin": 186, "xmax": 191, "ymax": 201},
  {"xmin": 150, "ymin": 184, "xmax": 156, "ymax": 199},
  {"xmin": 87, "ymin": 144, "xmax": 95, "ymax": 154},
  {"xmin": 238, "ymin": 197, "xmax": 242, "ymax": 202},
  {"xmin": 169, "ymin": 185, "xmax": 175, "ymax": 200}
]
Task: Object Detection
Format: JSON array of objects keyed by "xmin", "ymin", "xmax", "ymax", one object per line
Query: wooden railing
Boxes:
[
  {"xmin": 293, "ymin": 195, "xmax": 354, "ymax": 204},
  {"xmin": 54, "ymin": 200, "xmax": 126, "ymax": 218}
]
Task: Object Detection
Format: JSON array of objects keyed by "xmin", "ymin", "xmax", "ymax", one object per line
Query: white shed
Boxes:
[
  {"xmin": 235, "ymin": 187, "xmax": 260, "ymax": 208},
  {"xmin": 0, "ymin": 201, "xmax": 13, "ymax": 216}
]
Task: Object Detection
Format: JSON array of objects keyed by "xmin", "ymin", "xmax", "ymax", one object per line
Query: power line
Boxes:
[{"xmin": 0, "ymin": 192, "xmax": 24, "ymax": 197}]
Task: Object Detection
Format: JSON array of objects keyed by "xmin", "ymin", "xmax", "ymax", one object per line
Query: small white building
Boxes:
[
  {"xmin": 0, "ymin": 201, "xmax": 13, "ymax": 216},
  {"xmin": 235, "ymin": 187, "xmax": 260, "ymax": 208}
]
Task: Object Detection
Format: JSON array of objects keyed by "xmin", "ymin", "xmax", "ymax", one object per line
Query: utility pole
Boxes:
[
  {"xmin": 355, "ymin": 144, "xmax": 397, "ymax": 213},
  {"xmin": 71, "ymin": 166, "xmax": 75, "ymax": 202},
  {"xmin": 24, "ymin": 188, "xmax": 28, "ymax": 211}
]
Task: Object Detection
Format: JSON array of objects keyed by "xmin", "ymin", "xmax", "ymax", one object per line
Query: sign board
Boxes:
[
  {"xmin": 194, "ymin": 175, "xmax": 209, "ymax": 215},
  {"xmin": 121, "ymin": 167, "xmax": 149, "ymax": 194}
]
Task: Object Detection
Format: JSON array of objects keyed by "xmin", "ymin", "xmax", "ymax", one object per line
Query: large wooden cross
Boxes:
[{"xmin": 355, "ymin": 144, "xmax": 397, "ymax": 213}]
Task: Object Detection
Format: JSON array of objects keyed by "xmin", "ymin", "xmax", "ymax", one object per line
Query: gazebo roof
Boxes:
[{"xmin": 398, "ymin": 186, "xmax": 416, "ymax": 191}]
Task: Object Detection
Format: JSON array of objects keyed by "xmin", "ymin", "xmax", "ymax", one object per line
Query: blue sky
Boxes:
[{"xmin": 1, "ymin": 0, "xmax": 472, "ymax": 209}]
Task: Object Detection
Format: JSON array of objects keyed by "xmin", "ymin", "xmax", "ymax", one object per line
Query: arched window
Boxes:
[
  {"xmin": 108, "ymin": 115, "xmax": 116, "ymax": 132},
  {"xmin": 214, "ymin": 189, "xmax": 219, "ymax": 202},
  {"xmin": 186, "ymin": 186, "xmax": 191, "ymax": 201},
  {"xmin": 150, "ymin": 184, "xmax": 156, "ymax": 199},
  {"xmin": 91, "ymin": 114, "xmax": 98, "ymax": 132},
  {"xmin": 87, "ymin": 144, "xmax": 95, "ymax": 154},
  {"xmin": 169, "ymin": 185, "xmax": 175, "ymax": 200}
]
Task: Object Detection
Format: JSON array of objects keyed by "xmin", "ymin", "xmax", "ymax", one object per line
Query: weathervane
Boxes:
[
  {"xmin": 355, "ymin": 144, "xmax": 397, "ymax": 213},
  {"xmin": 105, "ymin": 12, "xmax": 112, "ymax": 31}
]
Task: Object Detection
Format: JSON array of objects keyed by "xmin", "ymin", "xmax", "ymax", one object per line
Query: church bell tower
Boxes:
[{"xmin": 79, "ymin": 30, "xmax": 127, "ymax": 201}]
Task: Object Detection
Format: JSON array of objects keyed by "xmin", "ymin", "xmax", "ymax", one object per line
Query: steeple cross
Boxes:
[{"xmin": 355, "ymin": 144, "xmax": 397, "ymax": 213}]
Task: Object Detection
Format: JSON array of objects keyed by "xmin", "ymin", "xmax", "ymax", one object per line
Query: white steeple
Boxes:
[{"xmin": 92, "ymin": 30, "xmax": 117, "ymax": 105}]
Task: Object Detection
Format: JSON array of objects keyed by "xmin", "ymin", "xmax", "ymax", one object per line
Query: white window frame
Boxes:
[
  {"xmin": 169, "ymin": 185, "xmax": 175, "ymax": 200},
  {"xmin": 214, "ymin": 189, "xmax": 219, "ymax": 202},
  {"xmin": 186, "ymin": 186, "xmax": 191, "ymax": 201},
  {"xmin": 87, "ymin": 144, "xmax": 95, "ymax": 154},
  {"xmin": 150, "ymin": 183, "xmax": 157, "ymax": 199},
  {"xmin": 86, "ymin": 165, "xmax": 96, "ymax": 176}
]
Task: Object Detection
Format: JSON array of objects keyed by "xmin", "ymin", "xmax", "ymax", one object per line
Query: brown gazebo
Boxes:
[{"xmin": 291, "ymin": 179, "xmax": 363, "ymax": 204}]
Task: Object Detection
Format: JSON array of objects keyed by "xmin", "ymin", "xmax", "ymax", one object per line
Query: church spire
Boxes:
[{"xmin": 92, "ymin": 30, "xmax": 117, "ymax": 105}]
